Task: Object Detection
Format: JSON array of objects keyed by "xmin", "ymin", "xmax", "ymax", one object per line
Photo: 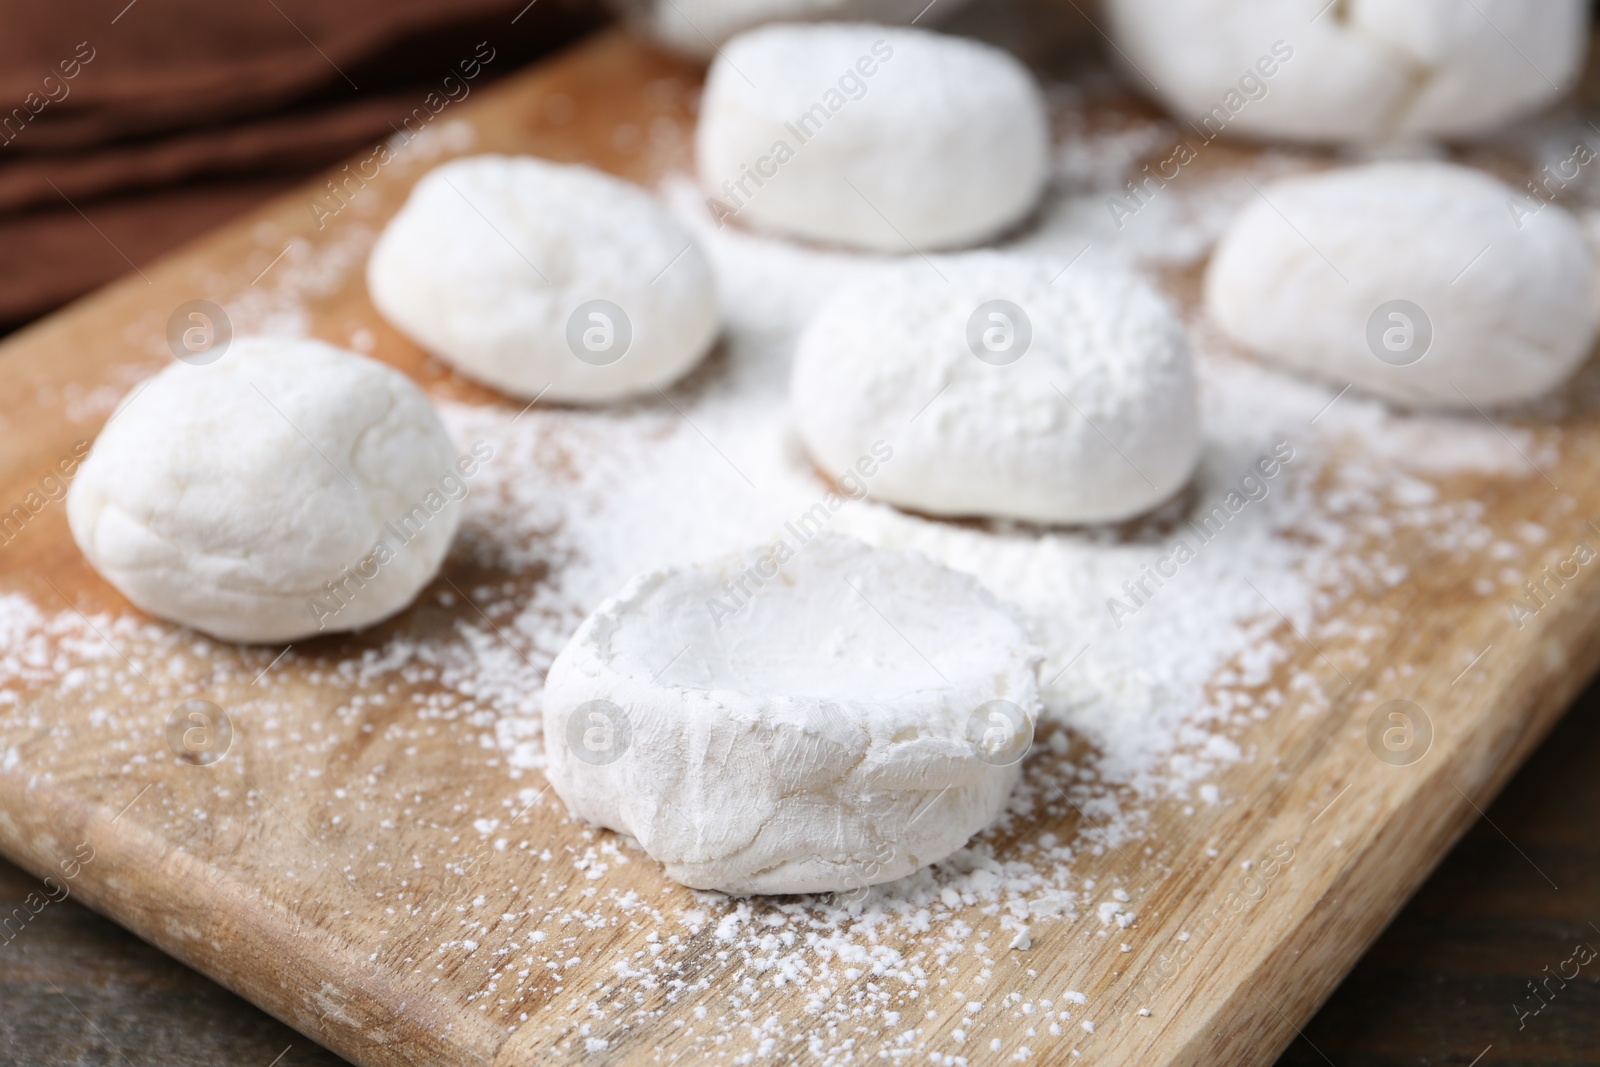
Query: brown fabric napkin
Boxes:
[{"xmin": 0, "ymin": 0, "xmax": 604, "ymax": 332}]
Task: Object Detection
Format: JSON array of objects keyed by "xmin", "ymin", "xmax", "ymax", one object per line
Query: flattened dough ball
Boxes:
[
  {"xmin": 1204, "ymin": 162, "xmax": 1598, "ymax": 408},
  {"xmin": 368, "ymin": 155, "xmax": 719, "ymax": 404},
  {"xmin": 543, "ymin": 535, "xmax": 1041, "ymax": 895},
  {"xmin": 792, "ymin": 255, "xmax": 1201, "ymax": 525},
  {"xmin": 1103, "ymin": 0, "xmax": 1588, "ymax": 144},
  {"xmin": 696, "ymin": 24, "xmax": 1049, "ymax": 252},
  {"xmin": 67, "ymin": 337, "xmax": 462, "ymax": 643}
]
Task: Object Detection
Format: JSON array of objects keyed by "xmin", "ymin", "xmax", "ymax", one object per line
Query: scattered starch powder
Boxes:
[{"xmin": 0, "ymin": 53, "xmax": 1579, "ymax": 1062}]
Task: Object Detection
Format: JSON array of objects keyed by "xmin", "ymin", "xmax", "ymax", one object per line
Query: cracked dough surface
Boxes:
[
  {"xmin": 542, "ymin": 536, "xmax": 1041, "ymax": 894},
  {"xmin": 1104, "ymin": 0, "xmax": 1588, "ymax": 143},
  {"xmin": 67, "ymin": 337, "xmax": 461, "ymax": 643}
]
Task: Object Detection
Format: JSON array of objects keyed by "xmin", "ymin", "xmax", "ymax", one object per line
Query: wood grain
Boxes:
[
  {"xmin": 0, "ymin": 856, "xmax": 343, "ymax": 1066},
  {"xmin": 1281, "ymin": 685, "xmax": 1600, "ymax": 1067},
  {"xmin": 2, "ymin": 25, "xmax": 1600, "ymax": 1067},
  {"xmin": 5, "ymin": 679, "xmax": 1598, "ymax": 1067}
]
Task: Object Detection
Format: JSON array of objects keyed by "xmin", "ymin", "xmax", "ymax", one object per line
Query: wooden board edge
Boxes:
[{"xmin": 1180, "ymin": 575, "xmax": 1600, "ymax": 1065}]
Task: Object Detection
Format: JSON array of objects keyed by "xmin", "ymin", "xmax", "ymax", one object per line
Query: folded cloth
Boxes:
[{"xmin": 0, "ymin": 0, "xmax": 604, "ymax": 331}]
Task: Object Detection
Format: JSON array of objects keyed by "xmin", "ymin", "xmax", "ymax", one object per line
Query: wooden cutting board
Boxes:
[{"xmin": 2, "ymin": 26, "xmax": 1598, "ymax": 1067}]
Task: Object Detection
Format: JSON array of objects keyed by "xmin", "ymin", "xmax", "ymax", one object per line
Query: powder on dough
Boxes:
[
  {"xmin": 367, "ymin": 154, "xmax": 720, "ymax": 404},
  {"xmin": 1204, "ymin": 161, "xmax": 1598, "ymax": 409},
  {"xmin": 792, "ymin": 253, "xmax": 1201, "ymax": 524},
  {"xmin": 66, "ymin": 337, "xmax": 462, "ymax": 643},
  {"xmin": 542, "ymin": 535, "xmax": 1040, "ymax": 894},
  {"xmin": 1102, "ymin": 0, "xmax": 1588, "ymax": 144},
  {"xmin": 697, "ymin": 23, "xmax": 1049, "ymax": 251}
]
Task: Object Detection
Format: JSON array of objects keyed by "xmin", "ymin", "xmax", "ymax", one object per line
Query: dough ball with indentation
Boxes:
[
  {"xmin": 1204, "ymin": 162, "xmax": 1598, "ymax": 408},
  {"xmin": 792, "ymin": 255, "xmax": 1201, "ymax": 525},
  {"xmin": 696, "ymin": 24, "xmax": 1049, "ymax": 252},
  {"xmin": 542, "ymin": 535, "xmax": 1041, "ymax": 895},
  {"xmin": 367, "ymin": 154, "xmax": 719, "ymax": 403},
  {"xmin": 67, "ymin": 337, "xmax": 463, "ymax": 643},
  {"xmin": 1103, "ymin": 0, "xmax": 1587, "ymax": 144}
]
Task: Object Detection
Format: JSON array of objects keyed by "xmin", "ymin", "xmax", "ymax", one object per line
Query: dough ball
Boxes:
[
  {"xmin": 67, "ymin": 338, "xmax": 462, "ymax": 643},
  {"xmin": 696, "ymin": 24, "xmax": 1049, "ymax": 252},
  {"xmin": 1204, "ymin": 162, "xmax": 1598, "ymax": 408},
  {"xmin": 543, "ymin": 535, "xmax": 1041, "ymax": 895},
  {"xmin": 367, "ymin": 155, "xmax": 720, "ymax": 404},
  {"xmin": 1103, "ymin": 0, "xmax": 1588, "ymax": 144},
  {"xmin": 635, "ymin": 0, "xmax": 976, "ymax": 58},
  {"xmin": 792, "ymin": 255, "xmax": 1201, "ymax": 524}
]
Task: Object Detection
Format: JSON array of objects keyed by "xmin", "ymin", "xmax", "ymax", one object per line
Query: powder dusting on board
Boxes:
[{"xmin": 0, "ymin": 71, "xmax": 1573, "ymax": 1062}]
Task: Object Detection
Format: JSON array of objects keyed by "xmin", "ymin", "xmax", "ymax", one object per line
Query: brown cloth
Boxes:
[{"xmin": 0, "ymin": 0, "xmax": 604, "ymax": 332}]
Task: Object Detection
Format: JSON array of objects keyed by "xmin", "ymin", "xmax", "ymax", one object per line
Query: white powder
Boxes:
[{"xmin": 0, "ymin": 61, "xmax": 1572, "ymax": 1062}]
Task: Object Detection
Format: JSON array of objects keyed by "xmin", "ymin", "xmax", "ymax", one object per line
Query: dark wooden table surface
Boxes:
[{"xmin": 0, "ymin": 676, "xmax": 1594, "ymax": 1067}]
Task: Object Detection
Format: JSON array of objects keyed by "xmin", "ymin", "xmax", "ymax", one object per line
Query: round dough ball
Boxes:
[
  {"xmin": 792, "ymin": 255, "xmax": 1201, "ymax": 524},
  {"xmin": 367, "ymin": 155, "xmax": 719, "ymax": 404},
  {"xmin": 633, "ymin": 0, "xmax": 977, "ymax": 58},
  {"xmin": 696, "ymin": 24, "xmax": 1049, "ymax": 252},
  {"xmin": 542, "ymin": 535, "xmax": 1041, "ymax": 895},
  {"xmin": 1204, "ymin": 162, "xmax": 1598, "ymax": 408},
  {"xmin": 1103, "ymin": 0, "xmax": 1588, "ymax": 144},
  {"xmin": 67, "ymin": 337, "xmax": 462, "ymax": 643}
]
